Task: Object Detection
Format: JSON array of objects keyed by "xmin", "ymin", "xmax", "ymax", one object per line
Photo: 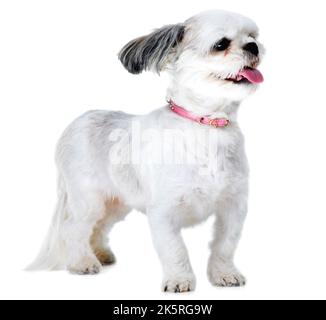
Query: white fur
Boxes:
[{"xmin": 28, "ymin": 10, "xmax": 264, "ymax": 293}]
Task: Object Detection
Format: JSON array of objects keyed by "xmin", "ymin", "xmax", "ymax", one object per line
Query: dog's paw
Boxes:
[
  {"xmin": 209, "ymin": 269, "xmax": 246, "ymax": 287},
  {"xmin": 163, "ymin": 275, "xmax": 196, "ymax": 293},
  {"xmin": 95, "ymin": 248, "xmax": 116, "ymax": 266},
  {"xmin": 68, "ymin": 257, "xmax": 102, "ymax": 275}
]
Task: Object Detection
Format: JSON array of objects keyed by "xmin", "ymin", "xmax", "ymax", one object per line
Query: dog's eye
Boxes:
[{"xmin": 213, "ymin": 38, "xmax": 231, "ymax": 51}]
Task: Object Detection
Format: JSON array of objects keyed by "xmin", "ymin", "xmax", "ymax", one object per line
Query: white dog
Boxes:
[{"xmin": 29, "ymin": 10, "xmax": 264, "ymax": 293}]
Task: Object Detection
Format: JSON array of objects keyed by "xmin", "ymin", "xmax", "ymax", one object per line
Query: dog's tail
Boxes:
[{"xmin": 26, "ymin": 175, "xmax": 67, "ymax": 271}]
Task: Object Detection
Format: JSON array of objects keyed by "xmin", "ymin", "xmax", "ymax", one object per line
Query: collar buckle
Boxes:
[{"xmin": 209, "ymin": 118, "xmax": 230, "ymax": 128}]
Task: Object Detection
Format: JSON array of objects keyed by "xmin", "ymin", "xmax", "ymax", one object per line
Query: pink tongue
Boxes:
[{"xmin": 239, "ymin": 68, "xmax": 264, "ymax": 84}]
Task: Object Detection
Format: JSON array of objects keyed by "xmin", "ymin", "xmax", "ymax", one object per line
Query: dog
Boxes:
[{"xmin": 29, "ymin": 10, "xmax": 264, "ymax": 293}]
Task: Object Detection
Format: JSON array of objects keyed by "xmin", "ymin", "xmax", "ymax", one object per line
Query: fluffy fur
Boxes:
[{"xmin": 28, "ymin": 10, "xmax": 264, "ymax": 293}]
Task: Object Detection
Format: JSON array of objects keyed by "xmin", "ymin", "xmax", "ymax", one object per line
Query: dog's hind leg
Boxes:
[
  {"xmin": 90, "ymin": 198, "xmax": 130, "ymax": 266},
  {"xmin": 61, "ymin": 188, "xmax": 108, "ymax": 275}
]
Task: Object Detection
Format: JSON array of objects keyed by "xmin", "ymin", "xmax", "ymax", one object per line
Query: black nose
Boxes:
[{"xmin": 243, "ymin": 42, "xmax": 259, "ymax": 56}]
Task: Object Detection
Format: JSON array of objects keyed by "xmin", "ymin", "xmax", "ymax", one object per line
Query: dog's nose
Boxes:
[{"xmin": 243, "ymin": 42, "xmax": 259, "ymax": 56}]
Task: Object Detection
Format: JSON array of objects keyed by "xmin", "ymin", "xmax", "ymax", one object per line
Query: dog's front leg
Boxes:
[
  {"xmin": 208, "ymin": 192, "xmax": 248, "ymax": 287},
  {"xmin": 148, "ymin": 209, "xmax": 196, "ymax": 293}
]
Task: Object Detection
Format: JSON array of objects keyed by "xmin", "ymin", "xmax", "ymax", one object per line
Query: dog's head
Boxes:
[{"xmin": 119, "ymin": 10, "xmax": 264, "ymax": 105}]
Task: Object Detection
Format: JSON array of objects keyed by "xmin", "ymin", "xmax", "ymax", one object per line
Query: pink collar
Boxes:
[{"xmin": 168, "ymin": 101, "xmax": 230, "ymax": 128}]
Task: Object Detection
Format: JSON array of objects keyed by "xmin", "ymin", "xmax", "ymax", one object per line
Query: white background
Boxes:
[{"xmin": 0, "ymin": 0, "xmax": 325, "ymax": 300}]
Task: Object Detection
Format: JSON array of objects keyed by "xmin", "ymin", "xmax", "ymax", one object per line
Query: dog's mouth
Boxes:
[{"xmin": 225, "ymin": 67, "xmax": 264, "ymax": 84}]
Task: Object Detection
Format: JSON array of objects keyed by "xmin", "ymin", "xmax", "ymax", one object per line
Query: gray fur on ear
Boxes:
[{"xmin": 118, "ymin": 24, "xmax": 185, "ymax": 74}]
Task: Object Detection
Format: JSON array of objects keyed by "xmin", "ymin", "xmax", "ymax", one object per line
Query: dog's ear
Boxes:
[{"xmin": 118, "ymin": 24, "xmax": 185, "ymax": 74}]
